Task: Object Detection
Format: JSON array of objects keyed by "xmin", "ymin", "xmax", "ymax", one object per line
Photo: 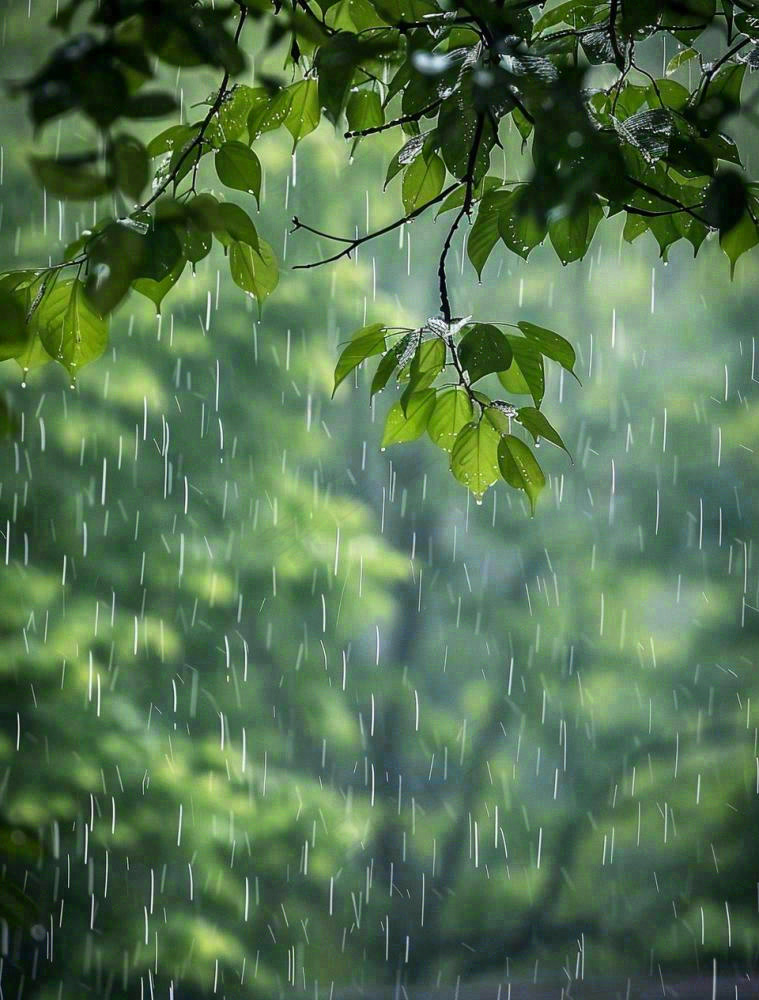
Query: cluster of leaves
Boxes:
[
  {"xmin": 2, "ymin": 0, "xmax": 759, "ymax": 488},
  {"xmin": 334, "ymin": 314, "xmax": 577, "ymax": 509}
]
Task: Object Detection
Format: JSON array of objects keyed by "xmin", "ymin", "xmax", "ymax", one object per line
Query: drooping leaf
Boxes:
[
  {"xmin": 516, "ymin": 406, "xmax": 571, "ymax": 457},
  {"xmin": 333, "ymin": 322, "xmax": 386, "ymax": 395},
  {"xmin": 133, "ymin": 258, "xmax": 186, "ymax": 314},
  {"xmin": 497, "ymin": 434, "xmax": 545, "ymax": 514},
  {"xmin": 381, "ymin": 388, "xmax": 436, "ymax": 446},
  {"xmin": 450, "ymin": 419, "xmax": 501, "ymax": 500},
  {"xmin": 216, "ymin": 202, "xmax": 260, "ymax": 251},
  {"xmin": 427, "ymin": 388, "xmax": 473, "ymax": 452},
  {"xmin": 498, "ymin": 189, "xmax": 548, "ymax": 260},
  {"xmin": 36, "ymin": 279, "xmax": 108, "ymax": 377},
  {"xmin": 215, "ymin": 142, "xmax": 262, "ymax": 205},
  {"xmin": 548, "ymin": 199, "xmax": 604, "ymax": 264},
  {"xmin": 468, "ymin": 190, "xmax": 512, "ymax": 278},
  {"xmin": 517, "ymin": 320, "xmax": 578, "ymax": 377},
  {"xmin": 285, "ymin": 79, "xmax": 321, "ymax": 149},
  {"xmin": 228, "ymin": 238, "xmax": 279, "ymax": 309},
  {"xmin": 720, "ymin": 210, "xmax": 759, "ymax": 277}
]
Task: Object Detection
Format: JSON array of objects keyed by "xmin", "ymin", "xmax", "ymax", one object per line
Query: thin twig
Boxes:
[
  {"xmin": 292, "ymin": 182, "xmax": 460, "ymax": 269},
  {"xmin": 344, "ymin": 100, "xmax": 442, "ymax": 139}
]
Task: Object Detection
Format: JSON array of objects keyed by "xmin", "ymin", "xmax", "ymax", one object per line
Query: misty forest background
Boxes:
[{"xmin": 1, "ymin": 0, "xmax": 759, "ymax": 997}]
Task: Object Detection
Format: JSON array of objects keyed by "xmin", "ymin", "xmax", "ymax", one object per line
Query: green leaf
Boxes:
[
  {"xmin": 133, "ymin": 258, "xmax": 186, "ymax": 314},
  {"xmin": 208, "ymin": 85, "xmax": 264, "ymax": 145},
  {"xmin": 228, "ymin": 238, "xmax": 279, "ymax": 309},
  {"xmin": 401, "ymin": 152, "xmax": 445, "ymax": 214},
  {"xmin": 400, "ymin": 337, "xmax": 446, "ymax": 410},
  {"xmin": 0, "ymin": 289, "xmax": 30, "ymax": 360},
  {"xmin": 36, "ymin": 279, "xmax": 108, "ymax": 377},
  {"xmin": 138, "ymin": 222, "xmax": 184, "ymax": 282},
  {"xmin": 215, "ymin": 142, "xmax": 262, "ymax": 205},
  {"xmin": 517, "ymin": 320, "xmax": 577, "ymax": 377},
  {"xmin": 450, "ymin": 419, "xmax": 501, "ymax": 500},
  {"xmin": 468, "ymin": 190, "xmax": 511, "ymax": 279},
  {"xmin": 285, "ymin": 80, "xmax": 321, "ymax": 149},
  {"xmin": 111, "ymin": 134, "xmax": 149, "ymax": 201},
  {"xmin": 381, "ymin": 388, "xmax": 436, "ymax": 447},
  {"xmin": 516, "ymin": 406, "xmax": 571, "ymax": 457},
  {"xmin": 458, "ymin": 323, "xmax": 512, "ymax": 384},
  {"xmin": 316, "ymin": 32, "xmax": 377, "ymax": 124},
  {"xmin": 31, "ymin": 154, "xmax": 113, "ymax": 201},
  {"xmin": 498, "ymin": 189, "xmax": 547, "ymax": 260},
  {"xmin": 498, "ymin": 337, "xmax": 545, "ymax": 406},
  {"xmin": 666, "ymin": 46, "xmax": 698, "ymax": 74},
  {"xmin": 427, "ymin": 388, "xmax": 473, "ymax": 452},
  {"xmin": 216, "ymin": 202, "xmax": 259, "ymax": 251},
  {"xmin": 370, "ymin": 332, "xmax": 414, "ymax": 396},
  {"xmin": 179, "ymin": 221, "xmax": 213, "ymax": 265},
  {"xmin": 497, "ymin": 434, "xmax": 545, "ymax": 514},
  {"xmin": 333, "ymin": 323, "xmax": 386, "ymax": 395},
  {"xmin": 720, "ymin": 210, "xmax": 759, "ymax": 277},
  {"xmin": 548, "ymin": 199, "xmax": 604, "ymax": 264},
  {"xmin": 84, "ymin": 220, "xmax": 146, "ymax": 314},
  {"xmin": 123, "ymin": 91, "xmax": 179, "ymax": 118},
  {"xmin": 346, "ymin": 89, "xmax": 384, "ymax": 135}
]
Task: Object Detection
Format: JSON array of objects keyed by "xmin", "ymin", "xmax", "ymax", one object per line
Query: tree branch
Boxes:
[
  {"xmin": 344, "ymin": 100, "xmax": 442, "ymax": 139},
  {"xmin": 438, "ymin": 112, "xmax": 485, "ymax": 322},
  {"xmin": 291, "ymin": 182, "xmax": 460, "ymax": 269}
]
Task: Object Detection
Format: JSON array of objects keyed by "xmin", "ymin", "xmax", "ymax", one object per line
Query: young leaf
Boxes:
[
  {"xmin": 333, "ymin": 322, "xmax": 386, "ymax": 395},
  {"xmin": 497, "ymin": 434, "xmax": 545, "ymax": 514},
  {"xmin": 450, "ymin": 419, "xmax": 501, "ymax": 500},
  {"xmin": 215, "ymin": 142, "xmax": 262, "ymax": 205},
  {"xmin": 36, "ymin": 279, "xmax": 108, "ymax": 377},
  {"xmin": 458, "ymin": 324, "xmax": 513, "ymax": 384},
  {"xmin": 427, "ymin": 388, "xmax": 473, "ymax": 452},
  {"xmin": 381, "ymin": 388, "xmax": 436, "ymax": 447}
]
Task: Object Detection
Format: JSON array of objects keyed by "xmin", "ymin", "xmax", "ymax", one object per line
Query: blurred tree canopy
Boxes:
[{"xmin": 2, "ymin": 0, "xmax": 759, "ymax": 500}]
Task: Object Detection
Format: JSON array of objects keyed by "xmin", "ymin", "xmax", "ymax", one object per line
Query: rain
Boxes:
[{"xmin": 1, "ymin": 2, "xmax": 759, "ymax": 1000}]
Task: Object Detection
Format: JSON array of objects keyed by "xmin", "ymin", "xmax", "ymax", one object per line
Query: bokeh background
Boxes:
[{"xmin": 1, "ymin": 2, "xmax": 758, "ymax": 997}]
